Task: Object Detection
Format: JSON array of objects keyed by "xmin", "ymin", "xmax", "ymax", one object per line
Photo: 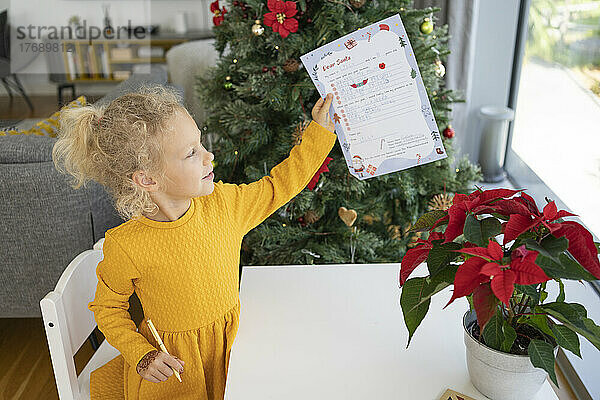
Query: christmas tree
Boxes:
[{"xmin": 196, "ymin": 0, "xmax": 482, "ymax": 267}]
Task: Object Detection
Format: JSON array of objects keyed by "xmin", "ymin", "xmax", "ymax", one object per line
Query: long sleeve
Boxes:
[
  {"xmin": 87, "ymin": 232, "xmax": 157, "ymax": 368},
  {"xmin": 215, "ymin": 120, "xmax": 337, "ymax": 236}
]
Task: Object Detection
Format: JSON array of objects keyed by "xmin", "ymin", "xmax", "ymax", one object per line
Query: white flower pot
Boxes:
[{"xmin": 463, "ymin": 309, "xmax": 558, "ymax": 400}]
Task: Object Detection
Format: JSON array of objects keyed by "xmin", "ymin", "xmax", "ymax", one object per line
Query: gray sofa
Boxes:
[{"xmin": 0, "ymin": 65, "xmax": 182, "ymax": 317}]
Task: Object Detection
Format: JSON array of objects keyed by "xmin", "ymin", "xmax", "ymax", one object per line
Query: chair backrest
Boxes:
[{"xmin": 40, "ymin": 249, "xmax": 103, "ymax": 400}]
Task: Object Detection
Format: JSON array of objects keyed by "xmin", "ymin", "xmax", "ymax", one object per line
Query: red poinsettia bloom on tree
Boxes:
[
  {"xmin": 263, "ymin": 0, "xmax": 299, "ymax": 38},
  {"xmin": 306, "ymin": 157, "xmax": 332, "ymax": 190},
  {"xmin": 210, "ymin": 0, "xmax": 228, "ymax": 26}
]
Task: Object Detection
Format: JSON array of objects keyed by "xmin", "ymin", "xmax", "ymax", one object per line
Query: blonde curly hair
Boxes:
[{"xmin": 52, "ymin": 83, "xmax": 186, "ymax": 220}]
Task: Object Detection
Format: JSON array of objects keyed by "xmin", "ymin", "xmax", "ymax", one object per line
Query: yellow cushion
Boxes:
[{"xmin": 0, "ymin": 96, "xmax": 87, "ymax": 137}]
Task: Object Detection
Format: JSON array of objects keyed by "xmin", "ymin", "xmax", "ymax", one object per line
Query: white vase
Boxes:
[
  {"xmin": 477, "ymin": 105, "xmax": 515, "ymax": 183},
  {"xmin": 463, "ymin": 310, "xmax": 558, "ymax": 400}
]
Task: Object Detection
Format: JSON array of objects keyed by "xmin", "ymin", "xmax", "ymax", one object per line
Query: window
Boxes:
[{"xmin": 507, "ymin": 0, "xmax": 600, "ymax": 238}]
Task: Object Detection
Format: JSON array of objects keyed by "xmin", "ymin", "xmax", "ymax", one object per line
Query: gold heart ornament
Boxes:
[{"xmin": 338, "ymin": 207, "xmax": 357, "ymax": 227}]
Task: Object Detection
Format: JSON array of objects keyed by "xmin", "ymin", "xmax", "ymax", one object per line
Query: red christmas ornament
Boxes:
[
  {"xmin": 443, "ymin": 125, "xmax": 455, "ymax": 139},
  {"xmin": 262, "ymin": 66, "xmax": 269, "ymax": 73},
  {"xmin": 307, "ymin": 157, "xmax": 333, "ymax": 190},
  {"xmin": 263, "ymin": 0, "xmax": 299, "ymax": 38},
  {"xmin": 297, "ymin": 216, "xmax": 307, "ymax": 227},
  {"xmin": 210, "ymin": 0, "xmax": 228, "ymax": 26}
]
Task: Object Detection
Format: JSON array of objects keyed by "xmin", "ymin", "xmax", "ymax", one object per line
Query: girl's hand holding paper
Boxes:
[{"xmin": 311, "ymin": 93, "xmax": 336, "ymax": 133}]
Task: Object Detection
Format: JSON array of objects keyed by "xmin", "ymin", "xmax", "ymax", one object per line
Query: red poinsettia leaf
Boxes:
[
  {"xmin": 268, "ymin": 0, "xmax": 285, "ymax": 12},
  {"xmin": 478, "ymin": 189, "xmax": 523, "ymax": 205},
  {"xmin": 490, "ymin": 269, "xmax": 516, "ymax": 307},
  {"xmin": 399, "ymin": 246, "xmax": 431, "ymax": 286},
  {"xmin": 283, "ymin": 1, "xmax": 298, "ymax": 17},
  {"xmin": 515, "ymin": 192, "xmax": 540, "ymax": 216},
  {"xmin": 550, "ymin": 209, "xmax": 578, "ymax": 221},
  {"xmin": 306, "ymin": 157, "xmax": 332, "ymax": 190},
  {"xmin": 453, "ymin": 193, "xmax": 470, "ymax": 205},
  {"xmin": 444, "ymin": 203, "xmax": 468, "ymax": 243},
  {"xmin": 487, "ymin": 240, "xmax": 504, "ymax": 260},
  {"xmin": 425, "ymin": 231, "xmax": 444, "ymax": 243},
  {"xmin": 210, "ymin": 0, "xmax": 219, "ymax": 12},
  {"xmin": 484, "ymin": 198, "xmax": 531, "ymax": 217},
  {"xmin": 263, "ymin": 12, "xmax": 276, "ymax": 27},
  {"xmin": 472, "ymin": 282, "xmax": 499, "ymax": 332},
  {"xmin": 282, "ymin": 17, "xmax": 298, "ymax": 34},
  {"xmin": 278, "ymin": 24, "xmax": 290, "ymax": 37},
  {"xmin": 481, "ymin": 262, "xmax": 502, "ymax": 277},
  {"xmin": 553, "ymin": 221, "xmax": 600, "ymax": 279},
  {"xmin": 543, "ymin": 201, "xmax": 557, "ymax": 221},
  {"xmin": 444, "ymin": 257, "xmax": 488, "ymax": 309},
  {"xmin": 453, "ymin": 246, "xmax": 494, "ymax": 260},
  {"xmin": 503, "ymin": 214, "xmax": 540, "ymax": 245},
  {"xmin": 510, "ymin": 252, "xmax": 550, "ymax": 285},
  {"xmin": 470, "ymin": 205, "xmax": 495, "ymax": 215}
]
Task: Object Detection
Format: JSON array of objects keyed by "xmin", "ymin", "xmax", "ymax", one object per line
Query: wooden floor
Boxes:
[
  {"xmin": 0, "ymin": 317, "xmax": 579, "ymax": 400},
  {"xmin": 0, "ymin": 318, "xmax": 100, "ymax": 399}
]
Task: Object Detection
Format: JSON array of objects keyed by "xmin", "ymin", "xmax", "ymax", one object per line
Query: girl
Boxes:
[{"xmin": 52, "ymin": 84, "xmax": 336, "ymax": 400}]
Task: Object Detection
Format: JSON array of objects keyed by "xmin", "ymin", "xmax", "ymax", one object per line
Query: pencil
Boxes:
[{"xmin": 146, "ymin": 319, "xmax": 182, "ymax": 383}]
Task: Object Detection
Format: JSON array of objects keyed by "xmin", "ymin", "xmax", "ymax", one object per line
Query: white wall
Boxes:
[
  {"xmin": 3, "ymin": 0, "xmax": 213, "ymax": 96},
  {"xmin": 459, "ymin": 0, "xmax": 521, "ymax": 164}
]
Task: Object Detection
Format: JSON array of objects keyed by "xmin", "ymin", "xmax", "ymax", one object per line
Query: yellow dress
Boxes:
[{"xmin": 87, "ymin": 121, "xmax": 337, "ymax": 400}]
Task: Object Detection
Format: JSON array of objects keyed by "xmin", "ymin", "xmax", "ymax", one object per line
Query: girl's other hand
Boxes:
[
  {"xmin": 311, "ymin": 93, "xmax": 335, "ymax": 133},
  {"xmin": 136, "ymin": 350, "xmax": 185, "ymax": 383}
]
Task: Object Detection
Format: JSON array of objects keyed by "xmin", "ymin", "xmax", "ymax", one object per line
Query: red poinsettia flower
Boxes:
[
  {"xmin": 444, "ymin": 240, "xmax": 550, "ymax": 309},
  {"xmin": 210, "ymin": 0, "xmax": 228, "ymax": 26},
  {"xmin": 399, "ymin": 231, "xmax": 445, "ymax": 286},
  {"xmin": 307, "ymin": 157, "xmax": 333, "ymax": 190},
  {"xmin": 433, "ymin": 188, "xmax": 524, "ymax": 244},
  {"xmin": 263, "ymin": 0, "xmax": 299, "ymax": 38},
  {"xmin": 503, "ymin": 200, "xmax": 577, "ymax": 244}
]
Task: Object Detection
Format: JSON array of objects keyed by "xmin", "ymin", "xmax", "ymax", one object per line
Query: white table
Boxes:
[{"xmin": 225, "ymin": 263, "xmax": 558, "ymax": 399}]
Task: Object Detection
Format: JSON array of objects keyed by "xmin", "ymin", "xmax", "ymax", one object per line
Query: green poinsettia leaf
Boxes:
[
  {"xmin": 514, "ymin": 283, "xmax": 541, "ymax": 305},
  {"xmin": 528, "ymin": 339, "xmax": 558, "ymax": 387},
  {"xmin": 408, "ymin": 210, "xmax": 448, "ymax": 232},
  {"xmin": 482, "ymin": 311, "xmax": 504, "ymax": 351},
  {"xmin": 550, "ymin": 324, "xmax": 581, "ymax": 358},
  {"xmin": 463, "ymin": 215, "xmax": 501, "ymax": 247},
  {"xmin": 501, "ymin": 321, "xmax": 517, "ymax": 353},
  {"xmin": 535, "ymin": 253, "xmax": 597, "ymax": 281},
  {"xmin": 541, "ymin": 302, "xmax": 600, "ymax": 351},
  {"xmin": 426, "ymin": 242, "xmax": 462, "ymax": 276},
  {"xmin": 407, "ymin": 266, "xmax": 458, "ymax": 314},
  {"xmin": 556, "ymin": 279, "xmax": 565, "ymax": 303},
  {"xmin": 526, "ymin": 236, "xmax": 568, "ymax": 261},
  {"xmin": 400, "ymin": 277, "xmax": 431, "ymax": 348}
]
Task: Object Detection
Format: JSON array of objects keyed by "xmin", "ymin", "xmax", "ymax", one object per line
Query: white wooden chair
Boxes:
[
  {"xmin": 92, "ymin": 238, "xmax": 104, "ymax": 250},
  {"xmin": 40, "ymin": 247, "xmax": 120, "ymax": 400}
]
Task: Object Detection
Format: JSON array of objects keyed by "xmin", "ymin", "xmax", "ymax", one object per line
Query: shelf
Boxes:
[{"xmin": 109, "ymin": 58, "xmax": 165, "ymax": 64}]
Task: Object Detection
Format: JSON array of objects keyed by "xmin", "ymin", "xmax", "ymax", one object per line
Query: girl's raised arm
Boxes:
[{"xmin": 215, "ymin": 121, "xmax": 337, "ymax": 236}]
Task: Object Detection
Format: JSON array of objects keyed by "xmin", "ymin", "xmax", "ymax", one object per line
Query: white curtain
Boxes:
[{"xmin": 413, "ymin": 0, "xmax": 480, "ymax": 165}]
